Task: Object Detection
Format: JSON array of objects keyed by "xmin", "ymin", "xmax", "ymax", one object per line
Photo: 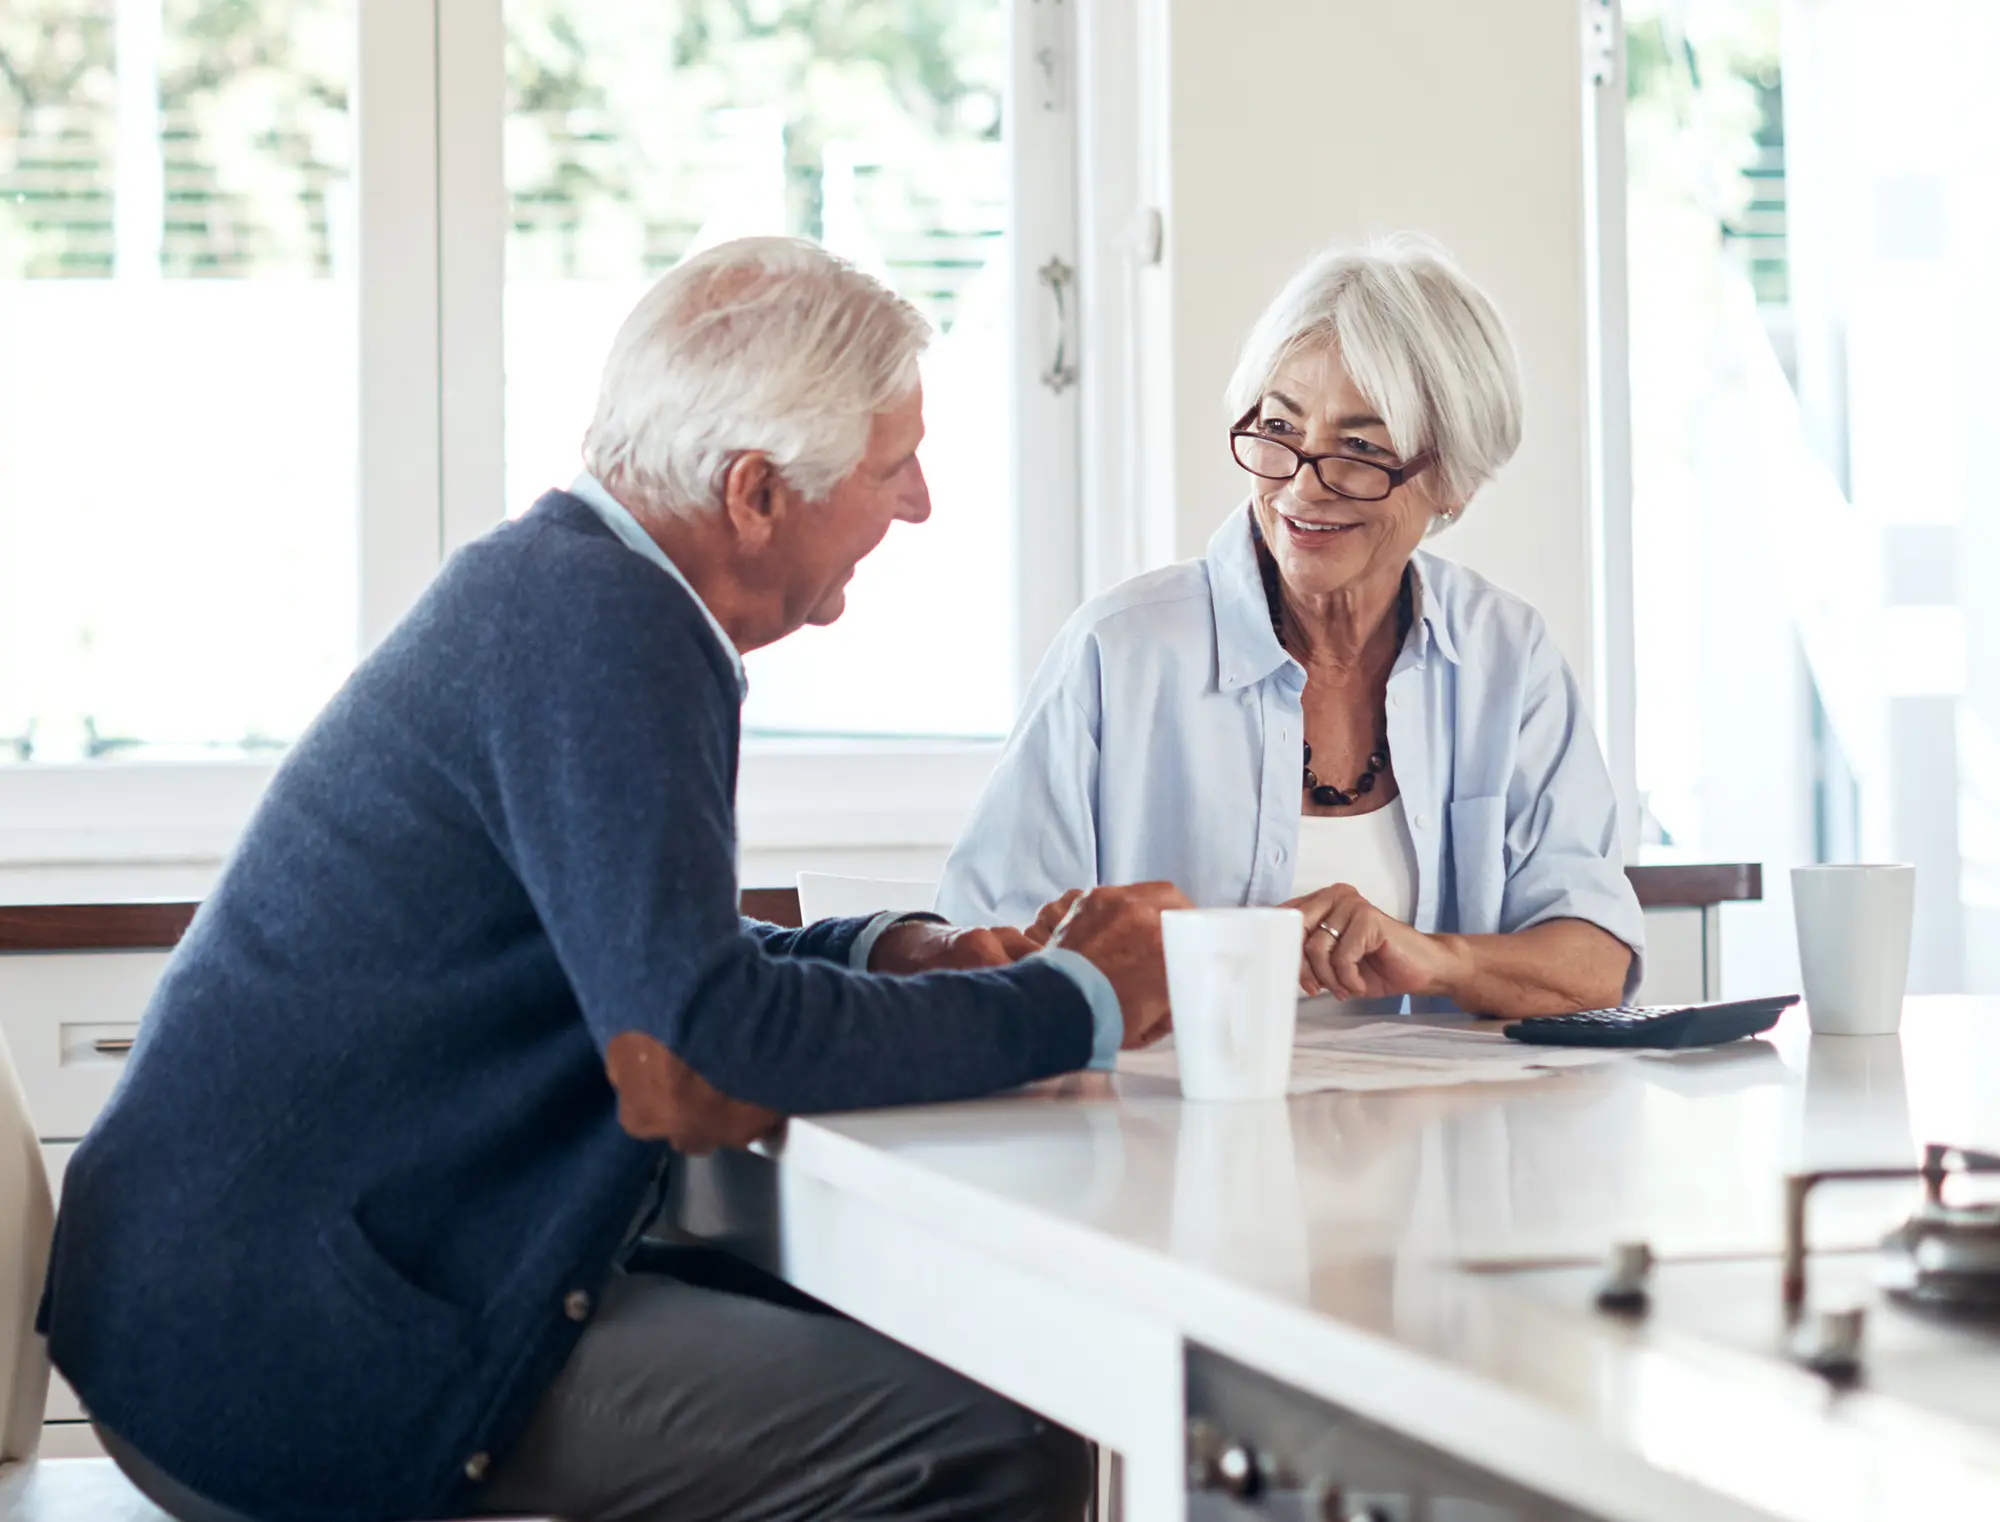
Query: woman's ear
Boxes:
[{"xmin": 1425, "ymin": 480, "xmax": 1464, "ymax": 527}]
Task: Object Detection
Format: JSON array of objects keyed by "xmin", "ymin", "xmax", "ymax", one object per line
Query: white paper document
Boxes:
[{"xmin": 1117, "ymin": 1019, "xmax": 1618, "ymax": 1095}]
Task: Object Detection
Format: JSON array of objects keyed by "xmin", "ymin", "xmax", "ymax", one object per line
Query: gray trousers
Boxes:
[
  {"xmin": 478, "ymin": 1257, "xmax": 1092, "ymax": 1522},
  {"xmin": 102, "ymin": 1254, "xmax": 1089, "ymax": 1522}
]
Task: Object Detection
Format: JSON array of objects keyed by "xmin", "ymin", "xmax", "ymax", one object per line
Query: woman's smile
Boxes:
[{"xmin": 1277, "ymin": 510, "xmax": 1365, "ymax": 543}]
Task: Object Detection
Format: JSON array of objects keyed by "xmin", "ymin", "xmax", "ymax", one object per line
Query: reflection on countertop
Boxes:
[
  {"xmin": 817, "ymin": 1002, "xmax": 1983, "ymax": 1282},
  {"xmin": 746, "ymin": 1000, "xmax": 2000, "ymax": 1522}
]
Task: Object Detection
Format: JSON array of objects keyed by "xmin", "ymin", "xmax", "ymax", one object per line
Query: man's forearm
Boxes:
[
  {"xmin": 740, "ymin": 913, "xmax": 882, "ymax": 965},
  {"xmin": 658, "ymin": 949, "xmax": 1097, "ymax": 1115}
]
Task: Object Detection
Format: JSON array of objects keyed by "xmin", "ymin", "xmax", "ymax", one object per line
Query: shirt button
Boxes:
[
  {"xmin": 563, "ymin": 1289, "xmax": 593, "ymax": 1322},
  {"xmin": 1413, "ymin": 812, "xmax": 1432, "ymax": 832},
  {"xmin": 464, "ymin": 1453, "xmax": 491, "ymax": 1483},
  {"xmin": 1270, "ymin": 846, "xmax": 1287, "ymax": 866},
  {"xmin": 1390, "ymin": 691, "xmax": 1406, "ymax": 710}
]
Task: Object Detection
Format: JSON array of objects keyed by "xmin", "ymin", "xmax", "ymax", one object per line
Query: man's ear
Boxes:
[{"xmin": 718, "ymin": 451, "xmax": 795, "ymax": 552}]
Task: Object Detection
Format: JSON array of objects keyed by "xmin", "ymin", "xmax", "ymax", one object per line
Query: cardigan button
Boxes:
[
  {"xmin": 464, "ymin": 1452, "xmax": 491, "ymax": 1483},
  {"xmin": 564, "ymin": 1289, "xmax": 593, "ymax": 1322}
]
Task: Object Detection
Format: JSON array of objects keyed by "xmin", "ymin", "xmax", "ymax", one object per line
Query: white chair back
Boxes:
[
  {"xmin": 795, "ymin": 873, "xmax": 938, "ymax": 926},
  {"xmin": 0, "ymin": 1026, "xmax": 52, "ymax": 1463}
]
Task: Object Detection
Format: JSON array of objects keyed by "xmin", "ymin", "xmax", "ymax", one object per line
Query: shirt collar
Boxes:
[
  {"xmin": 1408, "ymin": 552, "xmax": 1459, "ymax": 664},
  {"xmin": 1205, "ymin": 504, "xmax": 1459, "ymax": 692},
  {"xmin": 567, "ymin": 472, "xmax": 746, "ymax": 695}
]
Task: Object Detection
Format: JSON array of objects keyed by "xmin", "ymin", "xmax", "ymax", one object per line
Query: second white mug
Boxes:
[{"xmin": 1791, "ymin": 863, "xmax": 1914, "ymax": 1036}]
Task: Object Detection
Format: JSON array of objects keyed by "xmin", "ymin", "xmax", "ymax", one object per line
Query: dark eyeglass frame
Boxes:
[{"xmin": 1228, "ymin": 407, "xmax": 1432, "ymax": 502}]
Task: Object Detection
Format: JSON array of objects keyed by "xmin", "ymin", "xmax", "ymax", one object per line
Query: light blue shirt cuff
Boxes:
[
  {"xmin": 848, "ymin": 910, "xmax": 913, "ymax": 971},
  {"xmin": 1033, "ymin": 947, "xmax": 1123, "ymax": 1070}
]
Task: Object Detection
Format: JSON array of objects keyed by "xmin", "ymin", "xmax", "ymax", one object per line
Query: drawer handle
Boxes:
[{"xmin": 93, "ymin": 1038, "xmax": 135, "ymax": 1056}]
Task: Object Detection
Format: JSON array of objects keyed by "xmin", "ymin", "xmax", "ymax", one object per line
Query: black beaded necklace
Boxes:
[{"xmin": 1258, "ymin": 547, "xmax": 1414, "ymax": 810}]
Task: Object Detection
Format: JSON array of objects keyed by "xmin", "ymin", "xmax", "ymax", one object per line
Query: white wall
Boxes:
[{"xmin": 1156, "ymin": 0, "xmax": 1603, "ymax": 694}]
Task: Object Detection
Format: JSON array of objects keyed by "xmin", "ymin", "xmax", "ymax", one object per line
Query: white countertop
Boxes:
[{"xmin": 743, "ymin": 998, "xmax": 2000, "ymax": 1521}]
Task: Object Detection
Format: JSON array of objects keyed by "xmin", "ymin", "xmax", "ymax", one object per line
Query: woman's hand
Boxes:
[{"xmin": 1283, "ymin": 882, "xmax": 1461, "ymax": 1000}]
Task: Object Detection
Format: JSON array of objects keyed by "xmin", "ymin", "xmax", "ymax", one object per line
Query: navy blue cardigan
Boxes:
[{"xmin": 39, "ymin": 492, "xmax": 1094, "ymax": 1521}]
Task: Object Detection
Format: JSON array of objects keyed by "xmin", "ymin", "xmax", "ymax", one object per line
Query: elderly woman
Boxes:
[{"xmin": 940, "ymin": 237, "xmax": 1643, "ymax": 1015}]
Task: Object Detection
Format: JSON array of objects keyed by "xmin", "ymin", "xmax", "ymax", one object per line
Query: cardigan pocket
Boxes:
[
  {"xmin": 317, "ymin": 1211, "xmax": 472, "ymax": 1336},
  {"xmin": 1446, "ymin": 795, "xmax": 1508, "ymax": 934}
]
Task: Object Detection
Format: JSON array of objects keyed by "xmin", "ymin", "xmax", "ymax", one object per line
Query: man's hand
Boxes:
[
  {"xmin": 868, "ymin": 919, "xmax": 1038, "ymax": 974},
  {"xmin": 1283, "ymin": 882, "xmax": 1458, "ymax": 1000},
  {"xmin": 1024, "ymin": 890, "xmax": 1083, "ymax": 949},
  {"xmin": 1043, "ymin": 881, "xmax": 1191, "ymax": 1049}
]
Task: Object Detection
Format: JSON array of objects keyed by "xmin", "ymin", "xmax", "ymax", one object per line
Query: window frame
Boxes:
[
  {"xmin": 1587, "ymin": 0, "xmax": 1640, "ymax": 857},
  {"xmin": 0, "ymin": 0, "xmax": 1136, "ymax": 884}
]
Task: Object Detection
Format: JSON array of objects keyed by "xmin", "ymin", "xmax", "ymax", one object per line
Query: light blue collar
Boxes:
[
  {"xmin": 1205, "ymin": 505, "xmax": 1457, "ymax": 693},
  {"xmin": 568, "ymin": 473, "xmax": 746, "ymax": 695},
  {"xmin": 1206, "ymin": 507, "xmax": 1292, "ymax": 692}
]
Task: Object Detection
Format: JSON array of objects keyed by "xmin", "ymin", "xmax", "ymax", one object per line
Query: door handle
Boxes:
[{"xmin": 1038, "ymin": 256, "xmax": 1078, "ymax": 394}]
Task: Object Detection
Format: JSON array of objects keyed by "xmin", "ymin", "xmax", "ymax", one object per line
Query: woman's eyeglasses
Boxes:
[{"xmin": 1228, "ymin": 409, "xmax": 1431, "ymax": 502}]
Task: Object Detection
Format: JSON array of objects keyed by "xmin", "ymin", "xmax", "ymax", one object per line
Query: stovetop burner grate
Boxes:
[{"xmin": 1881, "ymin": 1193, "xmax": 2000, "ymax": 1311}]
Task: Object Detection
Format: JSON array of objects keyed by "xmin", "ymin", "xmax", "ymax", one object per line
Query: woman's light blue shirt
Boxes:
[{"xmin": 939, "ymin": 507, "xmax": 1645, "ymax": 1003}]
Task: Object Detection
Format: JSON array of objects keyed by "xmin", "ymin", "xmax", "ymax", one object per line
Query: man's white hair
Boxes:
[
  {"xmin": 583, "ymin": 236, "xmax": 931, "ymax": 514},
  {"xmin": 1225, "ymin": 235, "xmax": 1523, "ymax": 514}
]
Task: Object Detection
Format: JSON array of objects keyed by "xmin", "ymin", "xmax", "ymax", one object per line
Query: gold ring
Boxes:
[{"xmin": 1316, "ymin": 920, "xmax": 1340, "ymax": 941}]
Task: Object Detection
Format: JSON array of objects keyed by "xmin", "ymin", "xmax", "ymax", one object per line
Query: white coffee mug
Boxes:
[
  {"xmin": 1161, "ymin": 908, "xmax": 1303, "ymax": 1101},
  {"xmin": 1791, "ymin": 864, "xmax": 1915, "ymax": 1036}
]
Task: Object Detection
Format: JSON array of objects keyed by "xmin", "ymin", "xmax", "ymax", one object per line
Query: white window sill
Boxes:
[
  {"xmin": 0, "ymin": 739, "xmax": 1003, "ymax": 870},
  {"xmin": 0, "ymin": 762, "xmax": 278, "ymax": 867},
  {"xmin": 736, "ymin": 738, "xmax": 999, "ymax": 851}
]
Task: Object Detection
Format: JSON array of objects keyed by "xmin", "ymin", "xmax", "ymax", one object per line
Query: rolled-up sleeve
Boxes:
[
  {"xmin": 1499, "ymin": 642, "xmax": 1647, "ymax": 999},
  {"xmin": 938, "ymin": 629, "xmax": 1105, "ymax": 928}
]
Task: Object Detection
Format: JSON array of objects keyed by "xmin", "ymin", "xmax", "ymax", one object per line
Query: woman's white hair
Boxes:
[
  {"xmin": 1225, "ymin": 235, "xmax": 1523, "ymax": 514},
  {"xmin": 583, "ymin": 236, "xmax": 931, "ymax": 513}
]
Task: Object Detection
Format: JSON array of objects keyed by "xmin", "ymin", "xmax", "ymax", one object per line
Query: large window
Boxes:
[
  {"xmin": 0, "ymin": 0, "xmax": 358, "ymax": 764},
  {"xmin": 1624, "ymin": 0, "xmax": 1997, "ymax": 995},
  {"xmin": 1, "ymin": 0, "xmax": 1080, "ymax": 867},
  {"xmin": 500, "ymin": 1, "xmax": 1049, "ymax": 738}
]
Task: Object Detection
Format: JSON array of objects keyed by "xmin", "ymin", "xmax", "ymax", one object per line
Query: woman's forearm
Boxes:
[{"xmin": 1428, "ymin": 919, "xmax": 1632, "ymax": 1018}]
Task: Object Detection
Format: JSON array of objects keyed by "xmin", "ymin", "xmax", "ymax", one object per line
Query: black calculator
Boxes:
[{"xmin": 1503, "ymin": 995, "xmax": 1799, "ymax": 1049}]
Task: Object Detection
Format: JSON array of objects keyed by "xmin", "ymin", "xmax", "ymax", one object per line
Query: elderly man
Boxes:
[{"xmin": 40, "ymin": 237, "xmax": 1183, "ymax": 1522}]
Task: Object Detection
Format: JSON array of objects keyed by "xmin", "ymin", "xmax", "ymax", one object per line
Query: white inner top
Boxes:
[{"xmin": 1290, "ymin": 800, "xmax": 1420, "ymax": 921}]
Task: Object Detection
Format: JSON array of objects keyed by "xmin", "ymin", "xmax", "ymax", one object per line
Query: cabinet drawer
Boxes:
[{"xmin": 0, "ymin": 951, "xmax": 169, "ymax": 1139}]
